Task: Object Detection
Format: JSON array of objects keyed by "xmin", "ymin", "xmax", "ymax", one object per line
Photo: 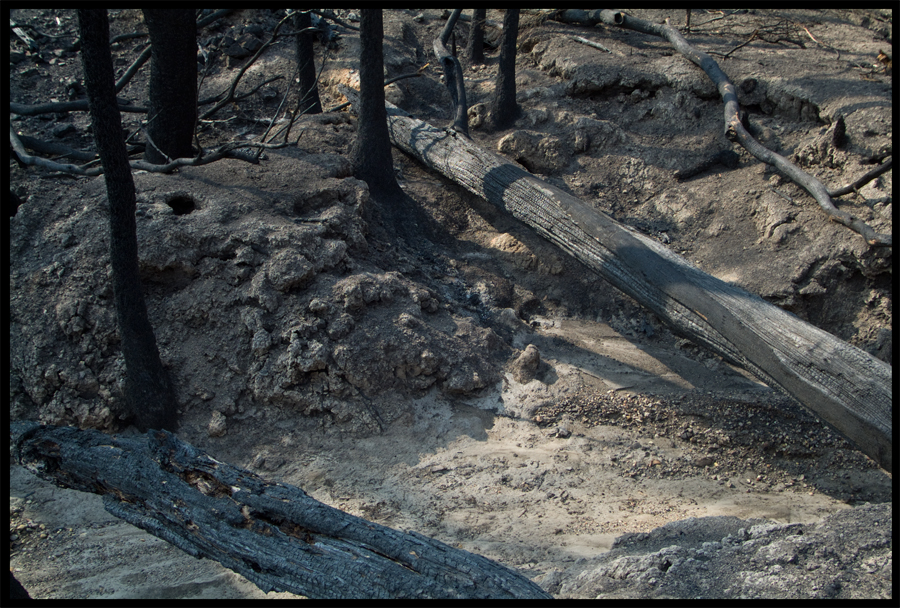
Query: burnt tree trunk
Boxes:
[
  {"xmin": 434, "ymin": 9, "xmax": 469, "ymax": 136},
  {"xmin": 78, "ymin": 9, "xmax": 177, "ymax": 432},
  {"xmin": 340, "ymin": 87, "xmax": 892, "ymax": 473},
  {"xmin": 350, "ymin": 9, "xmax": 402, "ymax": 198},
  {"xmin": 294, "ymin": 10, "xmax": 322, "ymax": 115},
  {"xmin": 465, "ymin": 8, "xmax": 486, "ymax": 66},
  {"xmin": 142, "ymin": 9, "xmax": 197, "ymax": 164},
  {"xmin": 488, "ymin": 9, "xmax": 520, "ymax": 130},
  {"xmin": 12, "ymin": 422, "xmax": 551, "ymax": 600}
]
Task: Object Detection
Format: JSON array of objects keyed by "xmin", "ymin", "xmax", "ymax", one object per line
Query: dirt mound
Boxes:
[{"xmin": 10, "ymin": 147, "xmax": 510, "ymax": 434}]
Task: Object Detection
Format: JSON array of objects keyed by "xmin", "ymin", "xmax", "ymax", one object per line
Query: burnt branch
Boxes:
[
  {"xmin": 11, "ymin": 423, "xmax": 550, "ymax": 600},
  {"xmin": 594, "ymin": 10, "xmax": 891, "ymax": 247},
  {"xmin": 829, "ymin": 156, "xmax": 892, "ymax": 198},
  {"xmin": 10, "ymin": 126, "xmax": 285, "ymax": 176},
  {"xmin": 433, "ymin": 9, "xmax": 470, "ymax": 137}
]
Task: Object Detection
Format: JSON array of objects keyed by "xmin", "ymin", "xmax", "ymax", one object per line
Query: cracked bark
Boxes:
[{"xmin": 11, "ymin": 422, "xmax": 551, "ymax": 600}]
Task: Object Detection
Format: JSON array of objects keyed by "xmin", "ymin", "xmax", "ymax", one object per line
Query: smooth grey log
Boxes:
[
  {"xmin": 339, "ymin": 85, "xmax": 891, "ymax": 473},
  {"xmin": 11, "ymin": 422, "xmax": 551, "ymax": 599}
]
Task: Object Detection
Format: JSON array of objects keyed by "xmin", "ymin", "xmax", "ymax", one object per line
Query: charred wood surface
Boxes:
[
  {"xmin": 339, "ymin": 85, "xmax": 891, "ymax": 473},
  {"xmin": 11, "ymin": 422, "xmax": 551, "ymax": 600}
]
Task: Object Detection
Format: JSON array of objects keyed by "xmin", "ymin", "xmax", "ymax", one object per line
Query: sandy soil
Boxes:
[{"xmin": 9, "ymin": 8, "xmax": 892, "ymax": 599}]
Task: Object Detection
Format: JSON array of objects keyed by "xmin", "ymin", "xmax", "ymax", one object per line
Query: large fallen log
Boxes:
[
  {"xmin": 11, "ymin": 422, "xmax": 551, "ymax": 599},
  {"xmin": 339, "ymin": 86, "xmax": 891, "ymax": 473}
]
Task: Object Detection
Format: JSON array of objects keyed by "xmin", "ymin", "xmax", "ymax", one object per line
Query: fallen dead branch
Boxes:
[
  {"xmin": 592, "ymin": 10, "xmax": 890, "ymax": 247},
  {"xmin": 16, "ymin": 134, "xmax": 97, "ymax": 162},
  {"xmin": 829, "ymin": 156, "xmax": 892, "ymax": 198},
  {"xmin": 10, "ymin": 98, "xmax": 146, "ymax": 116},
  {"xmin": 340, "ymin": 85, "xmax": 892, "ymax": 473},
  {"xmin": 10, "ymin": 126, "xmax": 286, "ymax": 176},
  {"xmin": 550, "ymin": 9, "xmax": 890, "ymax": 246},
  {"xmin": 11, "ymin": 422, "xmax": 551, "ymax": 600}
]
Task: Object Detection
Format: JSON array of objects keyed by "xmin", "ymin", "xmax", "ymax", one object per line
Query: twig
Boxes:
[
  {"xmin": 790, "ymin": 21, "xmax": 842, "ymax": 61},
  {"xmin": 829, "ymin": 157, "xmax": 892, "ymax": 198},
  {"xmin": 570, "ymin": 35, "xmax": 614, "ymax": 54},
  {"xmin": 768, "ymin": 186, "xmax": 795, "ymax": 204},
  {"xmin": 708, "ymin": 29, "xmax": 758, "ymax": 59}
]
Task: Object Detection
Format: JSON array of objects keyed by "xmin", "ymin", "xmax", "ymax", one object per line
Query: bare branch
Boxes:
[
  {"xmin": 829, "ymin": 157, "xmax": 892, "ymax": 198},
  {"xmin": 11, "ymin": 126, "xmax": 286, "ymax": 176},
  {"xmin": 597, "ymin": 10, "xmax": 891, "ymax": 247},
  {"xmin": 199, "ymin": 14, "xmax": 297, "ymax": 121}
]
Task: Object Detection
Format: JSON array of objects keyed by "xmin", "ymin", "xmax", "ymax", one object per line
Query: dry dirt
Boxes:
[{"xmin": 8, "ymin": 9, "xmax": 892, "ymax": 599}]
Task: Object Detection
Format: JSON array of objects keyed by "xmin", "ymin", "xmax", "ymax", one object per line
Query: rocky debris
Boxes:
[
  {"xmin": 511, "ymin": 344, "xmax": 541, "ymax": 383},
  {"xmin": 207, "ymin": 410, "xmax": 227, "ymax": 437},
  {"xmin": 544, "ymin": 502, "xmax": 891, "ymax": 599},
  {"xmin": 498, "ymin": 130, "xmax": 568, "ymax": 175},
  {"xmin": 533, "ymin": 387, "xmax": 885, "ymax": 502}
]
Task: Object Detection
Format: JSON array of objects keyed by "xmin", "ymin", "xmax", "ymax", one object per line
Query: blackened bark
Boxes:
[
  {"xmin": 488, "ymin": 9, "xmax": 520, "ymax": 130},
  {"xmin": 13, "ymin": 423, "xmax": 552, "ymax": 599},
  {"xmin": 78, "ymin": 9, "xmax": 177, "ymax": 432},
  {"xmin": 142, "ymin": 9, "xmax": 197, "ymax": 164},
  {"xmin": 465, "ymin": 8, "xmax": 486, "ymax": 66},
  {"xmin": 350, "ymin": 9, "xmax": 402, "ymax": 198},
  {"xmin": 434, "ymin": 9, "xmax": 469, "ymax": 136},
  {"xmin": 294, "ymin": 11, "xmax": 322, "ymax": 115}
]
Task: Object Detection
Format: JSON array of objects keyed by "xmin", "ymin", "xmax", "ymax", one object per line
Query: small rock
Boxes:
[
  {"xmin": 511, "ymin": 344, "xmax": 541, "ymax": 383},
  {"xmin": 207, "ymin": 410, "xmax": 227, "ymax": 437},
  {"xmin": 694, "ymin": 456, "xmax": 715, "ymax": 467}
]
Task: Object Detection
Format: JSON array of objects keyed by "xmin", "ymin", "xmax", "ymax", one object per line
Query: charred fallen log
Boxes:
[
  {"xmin": 10, "ymin": 422, "xmax": 551, "ymax": 600},
  {"xmin": 339, "ymin": 85, "xmax": 891, "ymax": 473}
]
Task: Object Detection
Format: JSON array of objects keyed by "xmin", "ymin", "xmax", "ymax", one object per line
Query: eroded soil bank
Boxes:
[{"xmin": 10, "ymin": 8, "xmax": 891, "ymax": 599}]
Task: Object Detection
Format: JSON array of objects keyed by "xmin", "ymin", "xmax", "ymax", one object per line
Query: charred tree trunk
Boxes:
[
  {"xmin": 465, "ymin": 8, "xmax": 486, "ymax": 66},
  {"xmin": 488, "ymin": 9, "xmax": 520, "ymax": 130},
  {"xmin": 294, "ymin": 10, "xmax": 322, "ymax": 115},
  {"xmin": 78, "ymin": 9, "xmax": 177, "ymax": 432},
  {"xmin": 340, "ymin": 88, "xmax": 892, "ymax": 473},
  {"xmin": 142, "ymin": 9, "xmax": 197, "ymax": 165},
  {"xmin": 350, "ymin": 9, "xmax": 402, "ymax": 198},
  {"xmin": 12, "ymin": 422, "xmax": 551, "ymax": 600},
  {"xmin": 434, "ymin": 9, "xmax": 469, "ymax": 136}
]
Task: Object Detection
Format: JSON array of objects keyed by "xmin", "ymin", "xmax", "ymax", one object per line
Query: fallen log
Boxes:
[
  {"xmin": 339, "ymin": 86, "xmax": 892, "ymax": 473},
  {"xmin": 11, "ymin": 422, "xmax": 551, "ymax": 600}
]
